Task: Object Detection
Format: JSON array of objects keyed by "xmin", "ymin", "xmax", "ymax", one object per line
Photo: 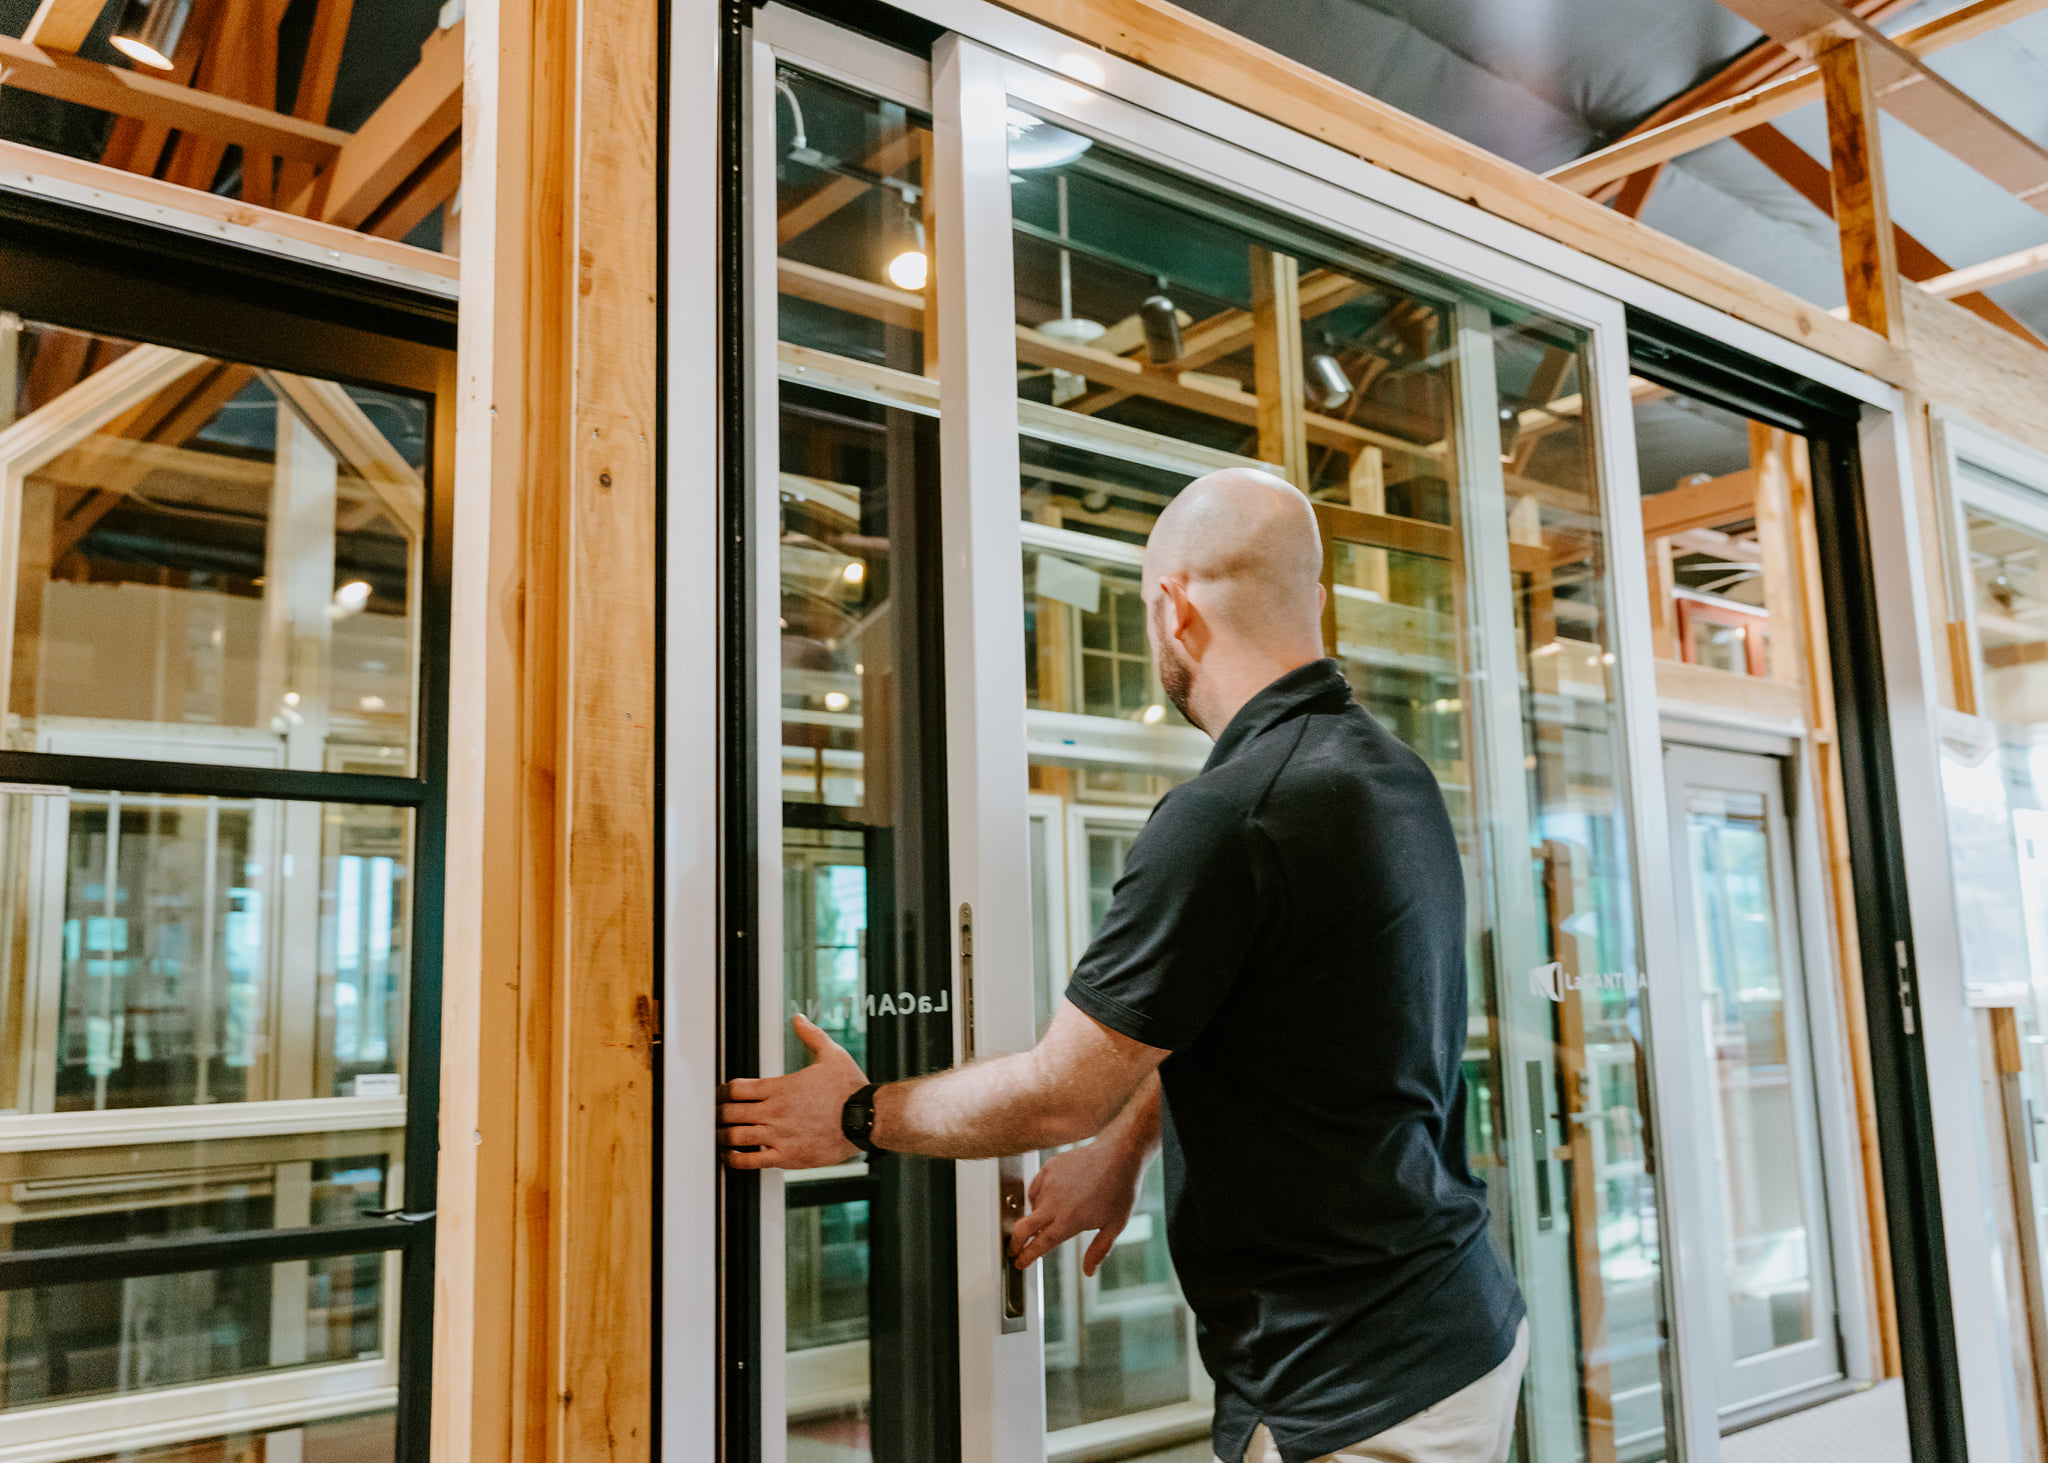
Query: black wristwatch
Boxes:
[{"xmin": 841, "ymin": 1083, "xmax": 882, "ymax": 1155}]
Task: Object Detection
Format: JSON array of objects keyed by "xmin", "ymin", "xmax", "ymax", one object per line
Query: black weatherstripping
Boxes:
[{"xmin": 1629, "ymin": 309, "xmax": 1968, "ymax": 1463}]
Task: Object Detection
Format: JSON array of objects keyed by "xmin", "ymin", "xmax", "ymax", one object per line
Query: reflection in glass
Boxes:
[
  {"xmin": 68, "ymin": 1410, "xmax": 397, "ymax": 1462},
  {"xmin": 0, "ymin": 790, "xmax": 411, "ymax": 1113},
  {"xmin": 3, "ymin": 320, "xmax": 425, "ymax": 775},
  {"xmin": 1687, "ymin": 789, "xmax": 1816, "ymax": 1359}
]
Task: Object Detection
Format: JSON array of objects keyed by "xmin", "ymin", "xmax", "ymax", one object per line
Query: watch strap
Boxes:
[{"xmin": 841, "ymin": 1082, "xmax": 882, "ymax": 1154}]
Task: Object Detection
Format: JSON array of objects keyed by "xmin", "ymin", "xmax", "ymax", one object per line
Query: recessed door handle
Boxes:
[{"xmin": 998, "ymin": 1153, "xmax": 1026, "ymax": 1331}]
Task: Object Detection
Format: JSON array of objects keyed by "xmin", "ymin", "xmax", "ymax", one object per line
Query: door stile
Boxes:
[
  {"xmin": 748, "ymin": 36, "xmax": 791, "ymax": 1463},
  {"xmin": 1589, "ymin": 315, "xmax": 1722, "ymax": 1462},
  {"xmin": 1449, "ymin": 300, "xmax": 1581, "ymax": 1463},
  {"xmin": 932, "ymin": 34, "xmax": 1048, "ymax": 1463}
]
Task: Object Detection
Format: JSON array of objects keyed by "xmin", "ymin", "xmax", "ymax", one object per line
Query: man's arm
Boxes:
[
  {"xmin": 719, "ymin": 1001, "xmax": 1166, "ymax": 1169},
  {"xmin": 1009, "ymin": 1073, "xmax": 1161, "ymax": 1273}
]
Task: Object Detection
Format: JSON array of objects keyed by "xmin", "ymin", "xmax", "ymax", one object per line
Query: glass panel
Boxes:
[
  {"xmin": 1009, "ymin": 123, "xmax": 1673, "ymax": 1461},
  {"xmin": 1, "ymin": 321, "xmax": 425, "ymax": 775},
  {"xmin": 774, "ymin": 69, "xmax": 946, "ymax": 1463},
  {"xmin": 1494, "ymin": 315, "xmax": 1670, "ymax": 1457},
  {"xmin": 1685, "ymin": 788, "xmax": 1816, "ymax": 1360},
  {"xmin": 0, "ymin": 1128, "xmax": 401, "ymax": 1413},
  {"xmin": 0, "ymin": 789, "xmax": 412, "ymax": 1113}
]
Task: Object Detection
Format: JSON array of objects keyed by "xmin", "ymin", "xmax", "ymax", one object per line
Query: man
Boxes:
[{"xmin": 720, "ymin": 468, "xmax": 1527, "ymax": 1463}]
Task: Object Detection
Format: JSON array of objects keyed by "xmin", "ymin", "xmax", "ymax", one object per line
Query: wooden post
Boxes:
[
  {"xmin": 434, "ymin": 0, "xmax": 658, "ymax": 1450},
  {"xmin": 1249, "ymin": 244, "xmax": 1309, "ymax": 488},
  {"xmin": 1818, "ymin": 37, "xmax": 1906, "ymax": 344},
  {"xmin": 1647, "ymin": 536, "xmax": 1678, "ymax": 661},
  {"xmin": 1750, "ymin": 422, "xmax": 1806, "ymax": 684}
]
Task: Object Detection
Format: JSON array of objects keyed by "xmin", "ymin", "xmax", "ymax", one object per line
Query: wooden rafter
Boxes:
[
  {"xmin": 1552, "ymin": 0, "xmax": 2048, "ymax": 196},
  {"xmin": 277, "ymin": 0, "xmax": 357, "ymax": 201},
  {"xmin": 777, "ymin": 127, "xmax": 922, "ymax": 247},
  {"xmin": 286, "ymin": 22, "xmax": 461, "ymax": 229},
  {"xmin": 1719, "ymin": 0, "xmax": 2048, "ymax": 216},
  {"xmin": 1730, "ymin": 124, "xmax": 2043, "ymax": 344}
]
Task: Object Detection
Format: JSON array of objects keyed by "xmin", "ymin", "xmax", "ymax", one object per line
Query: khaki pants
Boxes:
[{"xmin": 1229, "ymin": 1319, "xmax": 1530, "ymax": 1463}]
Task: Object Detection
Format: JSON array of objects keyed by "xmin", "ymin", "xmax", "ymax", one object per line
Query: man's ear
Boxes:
[{"xmin": 1161, "ymin": 576, "xmax": 1198, "ymax": 643}]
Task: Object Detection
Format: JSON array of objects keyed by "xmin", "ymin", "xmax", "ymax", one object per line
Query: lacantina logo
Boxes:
[{"xmin": 1530, "ymin": 962, "xmax": 1647, "ymax": 1003}]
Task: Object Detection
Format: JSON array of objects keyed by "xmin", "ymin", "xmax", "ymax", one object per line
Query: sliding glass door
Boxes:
[{"xmin": 730, "ymin": 12, "xmax": 1712, "ymax": 1463}]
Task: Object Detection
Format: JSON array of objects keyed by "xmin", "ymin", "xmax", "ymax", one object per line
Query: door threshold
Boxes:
[
  {"xmin": 1048, "ymin": 1401, "xmax": 1214, "ymax": 1463},
  {"xmin": 1720, "ymin": 1377, "xmax": 1861, "ymax": 1435}
]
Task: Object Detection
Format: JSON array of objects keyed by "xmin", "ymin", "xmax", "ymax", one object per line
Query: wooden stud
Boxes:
[
  {"xmin": 1648, "ymin": 536, "xmax": 1678, "ymax": 661},
  {"xmin": 1751, "ymin": 423, "xmax": 1806, "ymax": 683},
  {"xmin": 1249, "ymin": 245, "xmax": 1309, "ymax": 488},
  {"xmin": 434, "ymin": 0, "xmax": 656, "ymax": 1451},
  {"xmin": 1818, "ymin": 38, "xmax": 1906, "ymax": 345},
  {"xmin": 1925, "ymin": 242, "xmax": 2048, "ymax": 300},
  {"xmin": 1609, "ymin": 163, "xmax": 1664, "ymax": 220}
]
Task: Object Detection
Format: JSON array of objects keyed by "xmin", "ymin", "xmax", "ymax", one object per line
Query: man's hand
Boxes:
[
  {"xmin": 718, "ymin": 1014, "xmax": 867, "ymax": 1170},
  {"xmin": 1008, "ymin": 1134, "xmax": 1148, "ymax": 1275}
]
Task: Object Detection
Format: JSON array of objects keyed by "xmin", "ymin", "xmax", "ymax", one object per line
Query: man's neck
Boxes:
[{"xmin": 1187, "ymin": 650, "xmax": 1323, "ymax": 736}]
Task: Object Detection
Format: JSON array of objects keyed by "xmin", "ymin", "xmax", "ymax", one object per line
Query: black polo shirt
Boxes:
[{"xmin": 1064, "ymin": 659, "xmax": 1525, "ymax": 1463}]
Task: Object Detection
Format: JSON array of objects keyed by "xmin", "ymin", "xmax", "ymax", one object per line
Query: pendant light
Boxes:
[{"xmin": 110, "ymin": 0, "xmax": 193, "ymax": 70}]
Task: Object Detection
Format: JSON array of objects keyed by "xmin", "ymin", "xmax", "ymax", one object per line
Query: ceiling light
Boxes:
[
  {"xmin": 360, "ymin": 695, "xmax": 387, "ymax": 711},
  {"xmin": 887, "ymin": 248, "xmax": 928, "ymax": 291},
  {"xmin": 824, "ymin": 691, "xmax": 850, "ymax": 711},
  {"xmin": 1498, "ymin": 405, "xmax": 1522, "ymax": 462},
  {"xmin": 334, "ymin": 579, "xmax": 372, "ymax": 610},
  {"xmin": 110, "ymin": 0, "xmax": 191, "ymax": 69},
  {"xmin": 1141, "ymin": 703, "xmax": 1166, "ymax": 725},
  {"xmin": 841, "ymin": 561, "xmax": 866, "ymax": 584}
]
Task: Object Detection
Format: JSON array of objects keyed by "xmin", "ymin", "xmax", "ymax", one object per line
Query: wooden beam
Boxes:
[
  {"xmin": 778, "ymin": 258, "xmax": 924, "ymax": 331},
  {"xmin": 0, "ymin": 35, "xmax": 347, "ymax": 163},
  {"xmin": 1925, "ymin": 242, "xmax": 2048, "ymax": 299},
  {"xmin": 1551, "ymin": 0, "xmax": 2048, "ymax": 194},
  {"xmin": 364, "ymin": 131, "xmax": 461, "ymax": 243},
  {"xmin": 776, "ymin": 128, "xmax": 922, "ymax": 247},
  {"xmin": 1818, "ymin": 38, "xmax": 1905, "ymax": 343},
  {"xmin": 1642, "ymin": 469, "xmax": 1759, "ymax": 537},
  {"xmin": 277, "ymin": 0, "xmax": 357, "ymax": 201},
  {"xmin": 1731, "ymin": 124, "xmax": 2042, "ymax": 345},
  {"xmin": 1249, "ymin": 244, "xmax": 1309, "ymax": 488},
  {"xmin": 266, "ymin": 372, "xmax": 425, "ymax": 538},
  {"xmin": 0, "ymin": 141, "xmax": 458, "ymax": 284},
  {"xmin": 1612, "ymin": 163, "xmax": 1664, "ymax": 219},
  {"xmin": 97, "ymin": 0, "xmax": 220, "ymax": 177},
  {"xmin": 1014, "ymin": 323, "xmax": 1431, "ymax": 461},
  {"xmin": 288, "ymin": 22, "xmax": 462, "ymax": 228},
  {"xmin": 20, "ymin": 0, "xmax": 111, "ymax": 53},
  {"xmin": 988, "ymin": 0, "xmax": 1905, "ymax": 384},
  {"xmin": 1721, "ymin": 0, "xmax": 2048, "ymax": 217}
]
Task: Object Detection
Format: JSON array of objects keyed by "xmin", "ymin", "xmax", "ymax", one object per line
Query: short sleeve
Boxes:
[{"xmin": 1063, "ymin": 786, "xmax": 1269, "ymax": 1052}]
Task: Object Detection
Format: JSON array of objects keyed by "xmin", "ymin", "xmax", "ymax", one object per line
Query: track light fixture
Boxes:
[
  {"xmin": 1140, "ymin": 286, "xmax": 1183, "ymax": 365},
  {"xmin": 110, "ymin": 0, "xmax": 192, "ymax": 70},
  {"xmin": 1305, "ymin": 339, "xmax": 1353, "ymax": 412}
]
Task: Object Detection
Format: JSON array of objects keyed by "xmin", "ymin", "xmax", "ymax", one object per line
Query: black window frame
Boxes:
[
  {"xmin": 1629, "ymin": 310, "xmax": 1968, "ymax": 1463},
  {"xmin": 0, "ymin": 187, "xmax": 456, "ymax": 1462}
]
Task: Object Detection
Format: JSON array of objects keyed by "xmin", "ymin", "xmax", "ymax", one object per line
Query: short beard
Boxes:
[{"xmin": 1150, "ymin": 598, "xmax": 1197, "ymax": 725}]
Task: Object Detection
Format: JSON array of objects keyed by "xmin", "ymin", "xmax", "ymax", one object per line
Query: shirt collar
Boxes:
[{"xmin": 1202, "ymin": 659, "xmax": 1353, "ymax": 771}]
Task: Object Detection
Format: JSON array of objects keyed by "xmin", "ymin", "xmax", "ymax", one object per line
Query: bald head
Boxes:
[
  {"xmin": 1141, "ymin": 469, "xmax": 1326, "ymax": 733},
  {"xmin": 1144, "ymin": 468, "xmax": 1323, "ymax": 651}
]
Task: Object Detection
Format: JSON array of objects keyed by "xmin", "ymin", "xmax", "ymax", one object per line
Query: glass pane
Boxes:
[
  {"xmin": 774, "ymin": 69, "xmax": 945, "ymax": 1463},
  {"xmin": 1, "ymin": 320, "xmax": 426, "ymax": 775},
  {"xmin": 1008, "ymin": 123, "xmax": 1674, "ymax": 1460},
  {"xmin": 0, "ymin": 1128, "xmax": 401, "ymax": 1414},
  {"xmin": 0, "ymin": 789, "xmax": 413, "ymax": 1114},
  {"xmin": 1686, "ymin": 788, "xmax": 1817, "ymax": 1359},
  {"xmin": 1495, "ymin": 314, "xmax": 1670, "ymax": 1455}
]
